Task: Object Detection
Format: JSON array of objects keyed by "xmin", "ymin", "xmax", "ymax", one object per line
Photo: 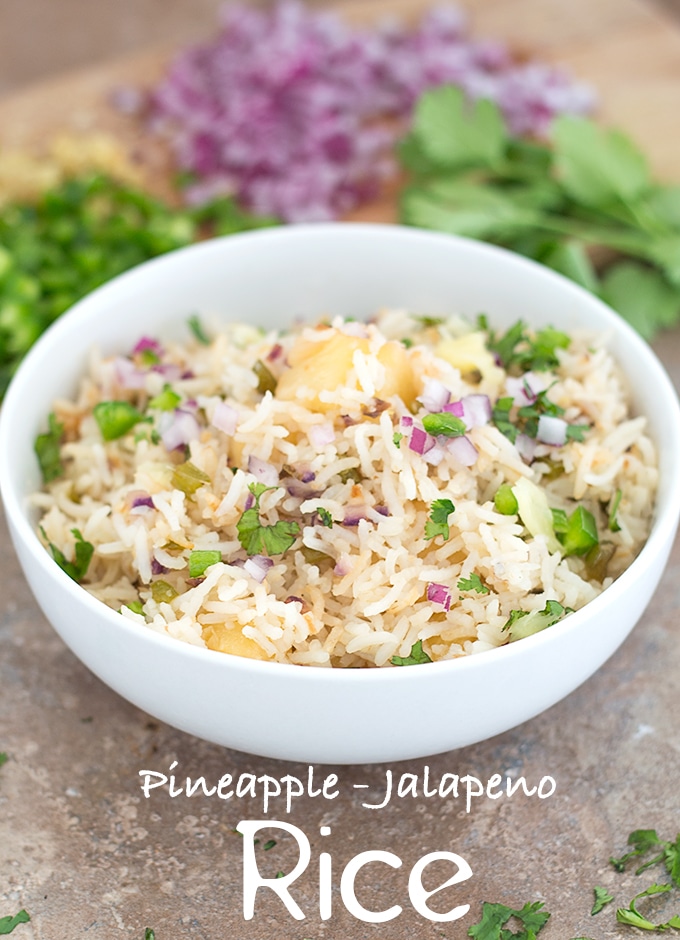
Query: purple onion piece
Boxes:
[
  {"xmin": 308, "ymin": 422, "xmax": 336, "ymax": 448},
  {"xmin": 132, "ymin": 336, "xmax": 163, "ymax": 357},
  {"xmin": 160, "ymin": 410, "xmax": 201, "ymax": 451},
  {"xmin": 401, "ymin": 415, "xmax": 414, "ymax": 428},
  {"xmin": 248, "ymin": 455, "xmax": 280, "ymax": 487},
  {"xmin": 515, "ymin": 433, "xmax": 537, "ymax": 463},
  {"xmin": 244, "ymin": 555, "xmax": 274, "ymax": 583},
  {"xmin": 343, "ymin": 507, "xmax": 368, "ymax": 526},
  {"xmin": 409, "ymin": 426, "xmax": 428, "ymax": 455},
  {"xmin": 212, "ymin": 400, "xmax": 238, "ymax": 436},
  {"xmin": 244, "ymin": 493, "xmax": 255, "ymax": 511},
  {"xmin": 446, "ymin": 435, "xmax": 479, "ymax": 468},
  {"xmin": 151, "ymin": 558, "xmax": 169, "ymax": 575},
  {"xmin": 418, "ymin": 378, "xmax": 451, "ymax": 413},
  {"xmin": 536, "ymin": 415, "xmax": 567, "ymax": 446},
  {"xmin": 427, "ymin": 582, "xmax": 452, "ymax": 612},
  {"xmin": 444, "ymin": 400, "xmax": 465, "ymax": 417},
  {"xmin": 461, "ymin": 394, "xmax": 492, "ymax": 428},
  {"xmin": 132, "ymin": 495, "xmax": 154, "ymax": 509},
  {"xmin": 300, "ymin": 470, "xmax": 316, "ymax": 484}
]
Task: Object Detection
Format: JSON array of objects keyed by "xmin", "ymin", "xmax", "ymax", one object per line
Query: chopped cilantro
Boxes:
[
  {"xmin": 253, "ymin": 359, "xmax": 277, "ymax": 395},
  {"xmin": 188, "ymin": 313, "xmax": 211, "ymax": 345},
  {"xmin": 400, "ymin": 337, "xmax": 414, "ymax": 348},
  {"xmin": 171, "ymin": 460, "xmax": 210, "ymax": 496},
  {"xmin": 503, "ymin": 600, "xmax": 568, "ymax": 642},
  {"xmin": 124, "ymin": 600, "xmax": 144, "ymax": 616},
  {"xmin": 517, "ymin": 388, "xmax": 564, "ymax": 438},
  {"xmin": 391, "ymin": 640, "xmax": 432, "ymax": 666},
  {"xmin": 424, "ymin": 498, "xmax": 455, "ymax": 542},
  {"xmin": 591, "ymin": 886, "xmax": 614, "ymax": 916},
  {"xmin": 34, "ymin": 412, "xmax": 64, "ymax": 482},
  {"xmin": 41, "ymin": 526, "xmax": 94, "ymax": 582},
  {"xmin": 264, "ymin": 839, "xmax": 277, "ymax": 851},
  {"xmin": 144, "ymin": 931, "xmax": 156, "ymax": 940},
  {"xmin": 565, "ymin": 423, "xmax": 589, "ymax": 442},
  {"xmin": 237, "ymin": 483, "xmax": 300, "ymax": 557},
  {"xmin": 616, "ymin": 883, "xmax": 680, "ymax": 931},
  {"xmin": 151, "ymin": 580, "xmax": 179, "ymax": 604},
  {"xmin": 457, "ymin": 573, "xmax": 490, "ymax": 594},
  {"xmin": 138, "ymin": 348, "xmax": 160, "ymax": 366},
  {"xmin": 316, "ymin": 507, "xmax": 334, "ymax": 528},
  {"xmin": 148, "ymin": 384, "xmax": 181, "ymax": 411},
  {"xmin": 609, "ymin": 488, "xmax": 623, "ymax": 532},
  {"xmin": 414, "ymin": 315, "xmax": 445, "ymax": 328},
  {"xmin": 93, "ymin": 401, "xmax": 146, "ymax": 441},
  {"xmin": 0, "ymin": 752, "xmax": 7, "ymax": 769},
  {"xmin": 393, "ymin": 431, "xmax": 405, "ymax": 448},
  {"xmin": 188, "ymin": 550, "xmax": 221, "ymax": 577},
  {"xmin": 0, "ymin": 910, "xmax": 30, "ymax": 935},
  {"xmin": 468, "ymin": 900, "xmax": 550, "ymax": 939},
  {"xmin": 610, "ymin": 829, "xmax": 680, "ymax": 886},
  {"xmin": 491, "ymin": 396, "xmax": 517, "ymax": 443},
  {"xmin": 422, "ymin": 412, "xmax": 467, "ymax": 438},
  {"xmin": 275, "ymin": 871, "xmax": 285, "ymax": 879}
]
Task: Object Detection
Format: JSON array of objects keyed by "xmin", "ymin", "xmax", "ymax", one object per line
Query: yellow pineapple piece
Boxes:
[
  {"xmin": 276, "ymin": 330, "xmax": 369, "ymax": 411},
  {"xmin": 203, "ymin": 623, "xmax": 271, "ymax": 661},
  {"xmin": 436, "ymin": 331, "xmax": 504, "ymax": 392},
  {"xmin": 376, "ymin": 340, "xmax": 418, "ymax": 408}
]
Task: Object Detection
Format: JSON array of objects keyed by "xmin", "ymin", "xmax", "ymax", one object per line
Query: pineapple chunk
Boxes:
[
  {"xmin": 436, "ymin": 331, "xmax": 505, "ymax": 394},
  {"xmin": 203, "ymin": 624, "xmax": 271, "ymax": 661},
  {"xmin": 276, "ymin": 328, "xmax": 417, "ymax": 410}
]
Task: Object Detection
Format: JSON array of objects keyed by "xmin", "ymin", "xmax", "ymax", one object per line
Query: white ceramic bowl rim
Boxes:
[{"xmin": 2, "ymin": 223, "xmax": 680, "ymax": 687}]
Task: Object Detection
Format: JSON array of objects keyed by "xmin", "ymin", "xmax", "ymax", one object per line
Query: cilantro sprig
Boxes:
[
  {"xmin": 468, "ymin": 900, "xmax": 550, "ymax": 939},
  {"xmin": 399, "ymin": 85, "xmax": 680, "ymax": 340},
  {"xmin": 0, "ymin": 910, "xmax": 30, "ymax": 935},
  {"xmin": 390, "ymin": 639, "xmax": 432, "ymax": 666},
  {"xmin": 34, "ymin": 412, "xmax": 64, "ymax": 483},
  {"xmin": 41, "ymin": 526, "xmax": 94, "ymax": 583},
  {"xmin": 591, "ymin": 885, "xmax": 614, "ymax": 916},
  {"xmin": 424, "ymin": 498, "xmax": 455, "ymax": 542},
  {"xmin": 458, "ymin": 572, "xmax": 490, "ymax": 595},
  {"xmin": 237, "ymin": 483, "xmax": 300, "ymax": 556}
]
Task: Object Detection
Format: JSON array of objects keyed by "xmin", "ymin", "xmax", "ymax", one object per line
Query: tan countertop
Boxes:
[{"xmin": 1, "ymin": 1, "xmax": 680, "ymax": 937}]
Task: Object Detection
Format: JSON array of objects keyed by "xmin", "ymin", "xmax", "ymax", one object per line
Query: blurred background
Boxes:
[{"xmin": 1, "ymin": 0, "xmax": 678, "ymax": 96}]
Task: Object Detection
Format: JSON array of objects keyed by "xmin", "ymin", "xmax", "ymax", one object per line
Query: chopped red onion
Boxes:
[
  {"xmin": 418, "ymin": 377, "xmax": 451, "ymax": 413},
  {"xmin": 427, "ymin": 582, "xmax": 452, "ymax": 612},
  {"xmin": 300, "ymin": 470, "xmax": 316, "ymax": 484},
  {"xmin": 131, "ymin": 495, "xmax": 154, "ymax": 509},
  {"xmin": 461, "ymin": 394, "xmax": 491, "ymax": 428},
  {"xmin": 308, "ymin": 422, "xmax": 336, "ymax": 448},
  {"xmin": 343, "ymin": 507, "xmax": 368, "ymax": 526},
  {"xmin": 422, "ymin": 443, "xmax": 445, "ymax": 466},
  {"xmin": 151, "ymin": 558, "xmax": 169, "ymax": 575},
  {"xmin": 160, "ymin": 409, "xmax": 201, "ymax": 451},
  {"xmin": 244, "ymin": 555, "xmax": 274, "ymax": 582},
  {"xmin": 444, "ymin": 400, "xmax": 465, "ymax": 417},
  {"xmin": 409, "ymin": 426, "xmax": 437, "ymax": 455},
  {"xmin": 244, "ymin": 493, "xmax": 255, "ymax": 511},
  {"xmin": 401, "ymin": 415, "xmax": 414, "ymax": 428},
  {"xmin": 151, "ymin": 363, "xmax": 183, "ymax": 383},
  {"xmin": 375, "ymin": 505, "xmax": 389, "ymax": 517},
  {"xmin": 282, "ymin": 476, "xmax": 319, "ymax": 499},
  {"xmin": 334, "ymin": 553, "xmax": 352, "ymax": 577},
  {"xmin": 114, "ymin": 357, "xmax": 147, "ymax": 390},
  {"xmin": 143, "ymin": 2, "xmax": 593, "ymax": 222},
  {"xmin": 248, "ymin": 455, "xmax": 280, "ymax": 487},
  {"xmin": 211, "ymin": 400, "xmax": 238, "ymax": 435},
  {"xmin": 446, "ymin": 435, "xmax": 479, "ymax": 467},
  {"xmin": 537, "ymin": 415, "xmax": 568, "ymax": 446},
  {"xmin": 132, "ymin": 336, "xmax": 164, "ymax": 357},
  {"xmin": 267, "ymin": 343, "xmax": 284, "ymax": 362},
  {"xmin": 505, "ymin": 372, "xmax": 545, "ymax": 407},
  {"xmin": 515, "ymin": 433, "xmax": 537, "ymax": 463}
]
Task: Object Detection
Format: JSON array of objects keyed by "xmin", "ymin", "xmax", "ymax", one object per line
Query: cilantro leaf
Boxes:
[
  {"xmin": 468, "ymin": 900, "xmax": 550, "ymax": 939},
  {"xmin": 616, "ymin": 883, "xmax": 680, "ymax": 931},
  {"xmin": 34, "ymin": 411, "xmax": 64, "ymax": 483},
  {"xmin": 391, "ymin": 640, "xmax": 432, "ymax": 666},
  {"xmin": 565, "ymin": 423, "xmax": 589, "ymax": 442},
  {"xmin": 0, "ymin": 910, "xmax": 30, "ymax": 935},
  {"xmin": 491, "ymin": 397, "xmax": 517, "ymax": 443},
  {"xmin": 264, "ymin": 839, "xmax": 277, "ymax": 851},
  {"xmin": 237, "ymin": 483, "xmax": 300, "ymax": 557},
  {"xmin": 41, "ymin": 526, "xmax": 94, "ymax": 582},
  {"xmin": 188, "ymin": 314, "xmax": 210, "ymax": 345},
  {"xmin": 0, "ymin": 752, "xmax": 7, "ymax": 769},
  {"xmin": 317, "ymin": 507, "xmax": 334, "ymax": 528},
  {"xmin": 504, "ymin": 600, "xmax": 567, "ymax": 642},
  {"xmin": 458, "ymin": 573, "xmax": 490, "ymax": 594},
  {"xmin": 553, "ymin": 116, "xmax": 650, "ymax": 209},
  {"xmin": 424, "ymin": 498, "xmax": 455, "ymax": 542},
  {"xmin": 600, "ymin": 261, "xmax": 680, "ymax": 340},
  {"xmin": 411, "ymin": 85, "xmax": 507, "ymax": 171},
  {"xmin": 393, "ymin": 431, "xmax": 404, "ymax": 448},
  {"xmin": 591, "ymin": 886, "xmax": 614, "ymax": 915},
  {"xmin": 609, "ymin": 489, "xmax": 623, "ymax": 533},
  {"xmin": 144, "ymin": 930, "xmax": 156, "ymax": 940}
]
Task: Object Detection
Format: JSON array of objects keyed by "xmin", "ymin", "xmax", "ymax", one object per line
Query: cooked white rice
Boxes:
[{"xmin": 33, "ymin": 310, "xmax": 657, "ymax": 667}]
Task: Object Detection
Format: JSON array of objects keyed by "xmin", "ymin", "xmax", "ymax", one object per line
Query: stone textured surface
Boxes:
[{"xmin": 1, "ymin": 1, "xmax": 680, "ymax": 937}]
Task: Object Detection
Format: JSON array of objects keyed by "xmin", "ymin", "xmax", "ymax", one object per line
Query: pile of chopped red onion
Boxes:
[{"xmin": 140, "ymin": 2, "xmax": 594, "ymax": 222}]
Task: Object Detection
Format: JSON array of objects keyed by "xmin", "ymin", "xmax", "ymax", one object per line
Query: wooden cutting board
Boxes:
[{"xmin": 0, "ymin": 0, "xmax": 679, "ymax": 221}]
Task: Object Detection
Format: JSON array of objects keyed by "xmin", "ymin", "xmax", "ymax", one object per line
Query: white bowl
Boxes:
[{"xmin": 2, "ymin": 224, "xmax": 679, "ymax": 764}]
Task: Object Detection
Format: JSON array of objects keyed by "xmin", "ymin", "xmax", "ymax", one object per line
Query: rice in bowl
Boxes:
[{"xmin": 32, "ymin": 309, "xmax": 657, "ymax": 667}]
